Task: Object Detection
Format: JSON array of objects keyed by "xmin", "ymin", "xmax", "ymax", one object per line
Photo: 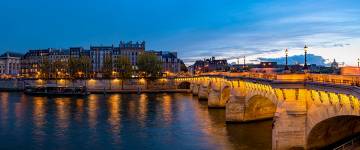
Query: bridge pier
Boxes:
[
  {"xmin": 181, "ymin": 74, "xmax": 360, "ymax": 149},
  {"xmin": 226, "ymin": 96, "xmax": 246, "ymax": 122},
  {"xmin": 192, "ymin": 84, "xmax": 199, "ymax": 96},
  {"xmin": 272, "ymin": 100, "xmax": 307, "ymax": 150},
  {"xmin": 198, "ymin": 84, "xmax": 209, "ymax": 100},
  {"xmin": 208, "ymin": 90, "xmax": 225, "ymax": 108}
]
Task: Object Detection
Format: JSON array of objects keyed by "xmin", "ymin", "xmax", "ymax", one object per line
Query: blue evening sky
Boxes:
[{"xmin": 1, "ymin": 0, "xmax": 360, "ymax": 65}]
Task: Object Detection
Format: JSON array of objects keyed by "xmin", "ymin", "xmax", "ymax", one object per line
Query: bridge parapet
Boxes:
[{"xmin": 176, "ymin": 73, "xmax": 360, "ymax": 149}]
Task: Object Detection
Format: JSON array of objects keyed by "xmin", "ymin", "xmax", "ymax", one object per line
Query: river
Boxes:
[{"xmin": 0, "ymin": 92, "xmax": 272, "ymax": 150}]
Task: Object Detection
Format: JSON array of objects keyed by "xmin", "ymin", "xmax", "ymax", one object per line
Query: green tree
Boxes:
[
  {"xmin": 69, "ymin": 56, "xmax": 92, "ymax": 79},
  {"xmin": 79, "ymin": 55, "xmax": 92, "ymax": 79},
  {"xmin": 102, "ymin": 55, "xmax": 113, "ymax": 79},
  {"xmin": 52, "ymin": 60, "xmax": 68, "ymax": 79},
  {"xmin": 113, "ymin": 56, "xmax": 132, "ymax": 89},
  {"xmin": 68, "ymin": 58, "xmax": 79, "ymax": 78},
  {"xmin": 40, "ymin": 59, "xmax": 51, "ymax": 79},
  {"xmin": 137, "ymin": 53, "xmax": 163, "ymax": 78},
  {"xmin": 180, "ymin": 61, "xmax": 188, "ymax": 72}
]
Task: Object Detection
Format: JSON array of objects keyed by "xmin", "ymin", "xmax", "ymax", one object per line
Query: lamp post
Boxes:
[
  {"xmin": 285, "ymin": 49, "xmax": 289, "ymax": 70},
  {"xmin": 243, "ymin": 56, "xmax": 246, "ymax": 69},
  {"xmin": 304, "ymin": 45, "xmax": 308, "ymax": 70}
]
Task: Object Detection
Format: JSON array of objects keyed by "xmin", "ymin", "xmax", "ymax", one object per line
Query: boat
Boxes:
[{"xmin": 24, "ymin": 84, "xmax": 90, "ymax": 96}]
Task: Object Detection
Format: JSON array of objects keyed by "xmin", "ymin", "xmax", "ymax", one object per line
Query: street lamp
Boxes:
[
  {"xmin": 285, "ymin": 49, "xmax": 289, "ymax": 70},
  {"xmin": 243, "ymin": 56, "xmax": 246, "ymax": 69},
  {"xmin": 304, "ymin": 45, "xmax": 308, "ymax": 70}
]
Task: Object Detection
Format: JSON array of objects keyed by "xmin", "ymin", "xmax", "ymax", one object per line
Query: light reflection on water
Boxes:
[{"xmin": 0, "ymin": 92, "xmax": 271, "ymax": 150}]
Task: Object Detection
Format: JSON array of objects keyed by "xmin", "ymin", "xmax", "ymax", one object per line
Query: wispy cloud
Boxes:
[{"xmin": 175, "ymin": 1, "xmax": 360, "ymax": 65}]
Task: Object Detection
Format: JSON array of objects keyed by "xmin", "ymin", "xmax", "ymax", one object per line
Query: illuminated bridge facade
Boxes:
[{"xmin": 175, "ymin": 72, "xmax": 360, "ymax": 150}]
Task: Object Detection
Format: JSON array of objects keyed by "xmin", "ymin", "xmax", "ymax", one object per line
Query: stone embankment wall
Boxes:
[{"xmin": 0, "ymin": 79, "xmax": 188, "ymax": 93}]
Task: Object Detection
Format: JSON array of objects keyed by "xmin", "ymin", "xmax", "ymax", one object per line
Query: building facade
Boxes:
[
  {"xmin": 17, "ymin": 40, "xmax": 182, "ymax": 78},
  {"xmin": 90, "ymin": 46, "xmax": 114, "ymax": 74},
  {"xmin": 118, "ymin": 41, "xmax": 145, "ymax": 69},
  {"xmin": 0, "ymin": 52, "xmax": 22, "ymax": 77},
  {"xmin": 192, "ymin": 57, "xmax": 229, "ymax": 74},
  {"xmin": 150, "ymin": 51, "xmax": 182, "ymax": 73},
  {"xmin": 21, "ymin": 49, "xmax": 50, "ymax": 77}
]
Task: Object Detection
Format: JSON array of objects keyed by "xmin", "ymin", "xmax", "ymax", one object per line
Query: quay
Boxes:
[{"xmin": 1, "ymin": 72, "xmax": 360, "ymax": 149}]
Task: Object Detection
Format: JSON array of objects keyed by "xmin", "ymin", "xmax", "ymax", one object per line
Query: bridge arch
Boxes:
[
  {"xmin": 178, "ymin": 81, "xmax": 191, "ymax": 89},
  {"xmin": 307, "ymin": 115, "xmax": 360, "ymax": 149},
  {"xmin": 243, "ymin": 93, "xmax": 278, "ymax": 122}
]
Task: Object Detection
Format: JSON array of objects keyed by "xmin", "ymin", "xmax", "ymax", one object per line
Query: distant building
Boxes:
[
  {"xmin": 192, "ymin": 57, "xmax": 229, "ymax": 74},
  {"xmin": 260, "ymin": 62, "xmax": 278, "ymax": 68},
  {"xmin": 117, "ymin": 41, "xmax": 145, "ymax": 69},
  {"xmin": 150, "ymin": 51, "xmax": 182, "ymax": 73},
  {"xmin": 48, "ymin": 49, "xmax": 70, "ymax": 63},
  {"xmin": 0, "ymin": 52, "xmax": 22, "ymax": 77},
  {"xmin": 90, "ymin": 45, "xmax": 114, "ymax": 75},
  {"xmin": 21, "ymin": 49, "xmax": 50, "ymax": 77},
  {"xmin": 90, "ymin": 41, "xmax": 146, "ymax": 77},
  {"xmin": 331, "ymin": 59, "xmax": 339, "ymax": 69},
  {"xmin": 70, "ymin": 47, "xmax": 90, "ymax": 58},
  {"xmin": 17, "ymin": 40, "xmax": 184, "ymax": 78}
]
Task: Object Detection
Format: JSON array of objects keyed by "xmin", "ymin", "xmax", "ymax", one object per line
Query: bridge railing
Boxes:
[
  {"xmin": 307, "ymin": 74, "xmax": 360, "ymax": 86},
  {"xmin": 197, "ymin": 72, "xmax": 360, "ymax": 86}
]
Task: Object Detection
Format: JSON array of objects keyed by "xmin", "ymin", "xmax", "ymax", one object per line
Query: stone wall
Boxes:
[{"xmin": 0, "ymin": 78, "xmax": 181, "ymax": 92}]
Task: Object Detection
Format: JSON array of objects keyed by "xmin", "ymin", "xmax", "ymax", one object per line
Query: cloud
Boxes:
[
  {"xmin": 258, "ymin": 54, "xmax": 327, "ymax": 66},
  {"xmin": 176, "ymin": 1, "xmax": 360, "ymax": 66}
]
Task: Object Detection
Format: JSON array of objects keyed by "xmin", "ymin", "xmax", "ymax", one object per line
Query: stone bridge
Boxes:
[{"xmin": 175, "ymin": 72, "xmax": 360, "ymax": 150}]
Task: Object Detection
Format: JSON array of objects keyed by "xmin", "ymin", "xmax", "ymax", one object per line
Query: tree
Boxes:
[
  {"xmin": 52, "ymin": 60, "xmax": 68, "ymax": 79},
  {"xmin": 102, "ymin": 55, "xmax": 113, "ymax": 90},
  {"xmin": 137, "ymin": 53, "xmax": 163, "ymax": 78},
  {"xmin": 102, "ymin": 55, "xmax": 113, "ymax": 79},
  {"xmin": 40, "ymin": 59, "xmax": 51, "ymax": 79},
  {"xmin": 180, "ymin": 61, "xmax": 188, "ymax": 72},
  {"xmin": 79, "ymin": 55, "xmax": 92, "ymax": 79},
  {"xmin": 113, "ymin": 56, "xmax": 132, "ymax": 89},
  {"xmin": 69, "ymin": 56, "xmax": 92, "ymax": 79},
  {"xmin": 68, "ymin": 58, "xmax": 79, "ymax": 78}
]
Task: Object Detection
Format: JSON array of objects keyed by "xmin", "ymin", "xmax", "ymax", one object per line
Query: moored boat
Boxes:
[{"xmin": 24, "ymin": 84, "xmax": 89, "ymax": 96}]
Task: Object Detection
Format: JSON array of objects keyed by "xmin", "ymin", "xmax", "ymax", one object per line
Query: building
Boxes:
[
  {"xmin": 90, "ymin": 45, "xmax": 114, "ymax": 75},
  {"xmin": 90, "ymin": 41, "xmax": 145, "ymax": 76},
  {"xmin": 48, "ymin": 48, "xmax": 70, "ymax": 63},
  {"xmin": 0, "ymin": 52, "xmax": 22, "ymax": 77},
  {"xmin": 70, "ymin": 47, "xmax": 86, "ymax": 58},
  {"xmin": 331, "ymin": 59, "xmax": 339, "ymax": 69},
  {"xmin": 21, "ymin": 49, "xmax": 50, "ymax": 77},
  {"xmin": 117, "ymin": 41, "xmax": 145, "ymax": 69},
  {"xmin": 150, "ymin": 51, "xmax": 182, "ymax": 73},
  {"xmin": 18, "ymin": 40, "xmax": 183, "ymax": 78},
  {"xmin": 192, "ymin": 57, "xmax": 229, "ymax": 74}
]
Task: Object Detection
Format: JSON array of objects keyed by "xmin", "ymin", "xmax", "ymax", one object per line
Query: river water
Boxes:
[{"xmin": 0, "ymin": 92, "xmax": 271, "ymax": 150}]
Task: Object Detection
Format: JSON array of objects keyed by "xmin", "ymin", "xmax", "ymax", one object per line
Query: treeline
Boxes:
[{"xmin": 38, "ymin": 53, "xmax": 163, "ymax": 79}]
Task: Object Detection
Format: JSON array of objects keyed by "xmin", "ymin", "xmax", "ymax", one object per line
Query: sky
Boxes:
[{"xmin": 1, "ymin": 0, "xmax": 360, "ymax": 66}]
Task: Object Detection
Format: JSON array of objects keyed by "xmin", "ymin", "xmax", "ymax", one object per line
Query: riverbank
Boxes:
[
  {"xmin": 0, "ymin": 79, "xmax": 191, "ymax": 94},
  {"xmin": 89, "ymin": 89, "xmax": 191, "ymax": 94}
]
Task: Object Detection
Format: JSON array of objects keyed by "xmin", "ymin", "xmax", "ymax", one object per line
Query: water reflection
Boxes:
[
  {"xmin": 55, "ymin": 98, "xmax": 71, "ymax": 139},
  {"xmin": 32, "ymin": 97, "xmax": 46, "ymax": 147},
  {"xmin": 107, "ymin": 94, "xmax": 121, "ymax": 144},
  {"xmin": 88, "ymin": 94, "xmax": 99, "ymax": 129},
  {"xmin": 138, "ymin": 94, "xmax": 148, "ymax": 127},
  {"xmin": 75, "ymin": 98, "xmax": 84, "ymax": 123},
  {"xmin": 0, "ymin": 92, "xmax": 9, "ymax": 128},
  {"xmin": 162, "ymin": 94, "xmax": 172, "ymax": 125},
  {"xmin": 0, "ymin": 92, "xmax": 272, "ymax": 150}
]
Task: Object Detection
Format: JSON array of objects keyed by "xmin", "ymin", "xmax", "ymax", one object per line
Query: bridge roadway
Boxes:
[{"xmin": 175, "ymin": 72, "xmax": 360, "ymax": 150}]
